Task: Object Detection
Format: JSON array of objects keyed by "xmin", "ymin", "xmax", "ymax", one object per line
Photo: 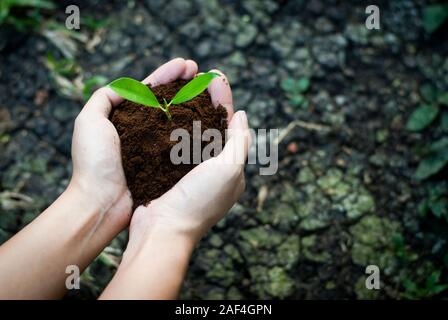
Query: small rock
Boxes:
[
  {"xmin": 277, "ymin": 235, "xmax": 300, "ymax": 269},
  {"xmin": 265, "ymin": 267, "xmax": 295, "ymax": 298},
  {"xmin": 315, "ymin": 17, "xmax": 335, "ymax": 33},
  {"xmin": 209, "ymin": 234, "xmax": 224, "ymax": 248},
  {"xmin": 236, "ymin": 23, "xmax": 258, "ymax": 48},
  {"xmin": 350, "ymin": 215, "xmax": 400, "ymax": 273},
  {"xmin": 302, "ymin": 235, "xmax": 331, "ymax": 263},
  {"xmin": 312, "ymin": 35, "xmax": 347, "ymax": 69}
]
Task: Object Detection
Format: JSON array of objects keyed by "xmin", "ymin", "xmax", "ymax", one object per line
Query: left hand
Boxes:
[{"xmin": 70, "ymin": 58, "xmax": 199, "ymax": 231}]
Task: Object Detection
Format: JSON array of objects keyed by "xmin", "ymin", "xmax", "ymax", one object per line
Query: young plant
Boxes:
[
  {"xmin": 107, "ymin": 72, "xmax": 220, "ymax": 120},
  {"xmin": 406, "ymin": 83, "xmax": 448, "ymax": 180},
  {"xmin": 281, "ymin": 77, "xmax": 310, "ymax": 108}
]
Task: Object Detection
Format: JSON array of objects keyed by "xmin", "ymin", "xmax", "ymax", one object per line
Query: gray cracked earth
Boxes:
[{"xmin": 0, "ymin": 0, "xmax": 447, "ymax": 299}]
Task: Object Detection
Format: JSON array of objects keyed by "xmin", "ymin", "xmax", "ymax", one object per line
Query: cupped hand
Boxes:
[
  {"xmin": 70, "ymin": 58, "xmax": 199, "ymax": 231},
  {"xmin": 127, "ymin": 69, "xmax": 251, "ymax": 252}
]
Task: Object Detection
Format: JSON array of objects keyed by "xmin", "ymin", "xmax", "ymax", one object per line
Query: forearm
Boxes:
[
  {"xmin": 0, "ymin": 182, "xmax": 124, "ymax": 299},
  {"xmin": 100, "ymin": 224, "xmax": 194, "ymax": 300}
]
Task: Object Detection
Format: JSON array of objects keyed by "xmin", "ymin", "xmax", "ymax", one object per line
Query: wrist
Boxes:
[
  {"xmin": 68, "ymin": 175, "xmax": 112, "ymax": 213},
  {"xmin": 38, "ymin": 184, "xmax": 106, "ymax": 261},
  {"xmin": 66, "ymin": 176, "xmax": 131, "ymax": 234},
  {"xmin": 102, "ymin": 222, "xmax": 194, "ymax": 299},
  {"xmin": 65, "ymin": 179, "xmax": 104, "ymax": 216},
  {"xmin": 123, "ymin": 209, "xmax": 196, "ymax": 263}
]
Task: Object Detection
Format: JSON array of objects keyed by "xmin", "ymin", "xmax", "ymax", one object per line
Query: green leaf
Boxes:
[
  {"xmin": 417, "ymin": 199, "xmax": 429, "ymax": 217},
  {"xmin": 170, "ymin": 72, "xmax": 220, "ymax": 105},
  {"xmin": 438, "ymin": 93, "xmax": 448, "ymax": 106},
  {"xmin": 290, "ymin": 94, "xmax": 305, "ymax": 107},
  {"xmin": 430, "ymin": 284, "xmax": 448, "ymax": 295},
  {"xmin": 415, "ymin": 148, "xmax": 448, "ymax": 180},
  {"xmin": 281, "ymin": 78, "xmax": 296, "ymax": 93},
  {"xmin": 429, "ymin": 181, "xmax": 448, "ymax": 199},
  {"xmin": 107, "ymin": 77, "xmax": 160, "ymax": 107},
  {"xmin": 442, "ymin": 112, "xmax": 448, "ymax": 131},
  {"xmin": 281, "ymin": 78, "xmax": 310, "ymax": 93},
  {"xmin": 426, "ymin": 270, "xmax": 441, "ymax": 288},
  {"xmin": 297, "ymin": 78, "xmax": 310, "ymax": 93},
  {"xmin": 0, "ymin": 0, "xmax": 54, "ymax": 26},
  {"xmin": 422, "ymin": 4, "xmax": 448, "ymax": 34},
  {"xmin": 5, "ymin": 0, "xmax": 55, "ymax": 9},
  {"xmin": 429, "ymin": 198, "xmax": 448, "ymax": 219},
  {"xmin": 406, "ymin": 104, "xmax": 439, "ymax": 131},
  {"xmin": 419, "ymin": 83, "xmax": 438, "ymax": 103},
  {"xmin": 429, "ymin": 137, "xmax": 448, "ymax": 153}
]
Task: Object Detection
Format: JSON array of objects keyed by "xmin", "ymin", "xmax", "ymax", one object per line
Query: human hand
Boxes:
[
  {"xmin": 125, "ymin": 69, "xmax": 250, "ymax": 255},
  {"xmin": 70, "ymin": 58, "xmax": 200, "ymax": 231},
  {"xmin": 99, "ymin": 67, "xmax": 250, "ymax": 300}
]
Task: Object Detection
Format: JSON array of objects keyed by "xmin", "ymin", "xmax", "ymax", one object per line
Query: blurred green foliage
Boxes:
[
  {"xmin": 407, "ymin": 83, "xmax": 448, "ymax": 180},
  {"xmin": 418, "ymin": 181, "xmax": 448, "ymax": 222},
  {"xmin": 0, "ymin": 0, "xmax": 54, "ymax": 31},
  {"xmin": 406, "ymin": 104, "xmax": 439, "ymax": 132},
  {"xmin": 45, "ymin": 53, "xmax": 79, "ymax": 77},
  {"xmin": 403, "ymin": 270, "xmax": 448, "ymax": 299},
  {"xmin": 82, "ymin": 15, "xmax": 110, "ymax": 32},
  {"xmin": 391, "ymin": 234, "xmax": 448, "ymax": 299},
  {"xmin": 83, "ymin": 76, "xmax": 108, "ymax": 101},
  {"xmin": 422, "ymin": 4, "xmax": 448, "ymax": 34}
]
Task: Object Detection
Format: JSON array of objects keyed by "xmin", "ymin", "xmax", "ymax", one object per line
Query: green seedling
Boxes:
[
  {"xmin": 107, "ymin": 72, "xmax": 219, "ymax": 120},
  {"xmin": 281, "ymin": 77, "xmax": 310, "ymax": 108}
]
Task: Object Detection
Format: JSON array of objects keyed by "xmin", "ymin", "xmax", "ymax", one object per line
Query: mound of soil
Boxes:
[{"xmin": 110, "ymin": 80, "xmax": 227, "ymax": 209}]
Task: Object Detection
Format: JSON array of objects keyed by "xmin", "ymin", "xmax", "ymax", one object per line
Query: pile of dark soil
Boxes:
[{"xmin": 110, "ymin": 80, "xmax": 227, "ymax": 209}]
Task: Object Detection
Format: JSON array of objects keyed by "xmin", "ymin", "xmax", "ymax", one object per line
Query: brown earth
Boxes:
[{"xmin": 110, "ymin": 80, "xmax": 227, "ymax": 209}]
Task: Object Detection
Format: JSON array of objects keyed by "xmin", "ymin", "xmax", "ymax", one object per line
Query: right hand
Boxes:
[
  {"xmin": 70, "ymin": 58, "xmax": 200, "ymax": 232},
  {"xmin": 126, "ymin": 70, "xmax": 251, "ymax": 254}
]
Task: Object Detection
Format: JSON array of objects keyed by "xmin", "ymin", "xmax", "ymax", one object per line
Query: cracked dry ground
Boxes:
[{"xmin": 1, "ymin": 0, "xmax": 447, "ymax": 299}]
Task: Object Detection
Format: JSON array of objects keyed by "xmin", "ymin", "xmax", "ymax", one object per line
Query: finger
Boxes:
[
  {"xmin": 82, "ymin": 87, "xmax": 120, "ymax": 118},
  {"xmin": 181, "ymin": 60, "xmax": 198, "ymax": 79},
  {"xmin": 142, "ymin": 57, "xmax": 187, "ymax": 87},
  {"xmin": 217, "ymin": 111, "xmax": 251, "ymax": 165},
  {"xmin": 207, "ymin": 69, "xmax": 234, "ymax": 121}
]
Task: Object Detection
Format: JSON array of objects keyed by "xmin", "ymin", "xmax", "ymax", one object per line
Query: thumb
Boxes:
[
  {"xmin": 81, "ymin": 87, "xmax": 122, "ymax": 119},
  {"xmin": 218, "ymin": 111, "xmax": 251, "ymax": 165}
]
